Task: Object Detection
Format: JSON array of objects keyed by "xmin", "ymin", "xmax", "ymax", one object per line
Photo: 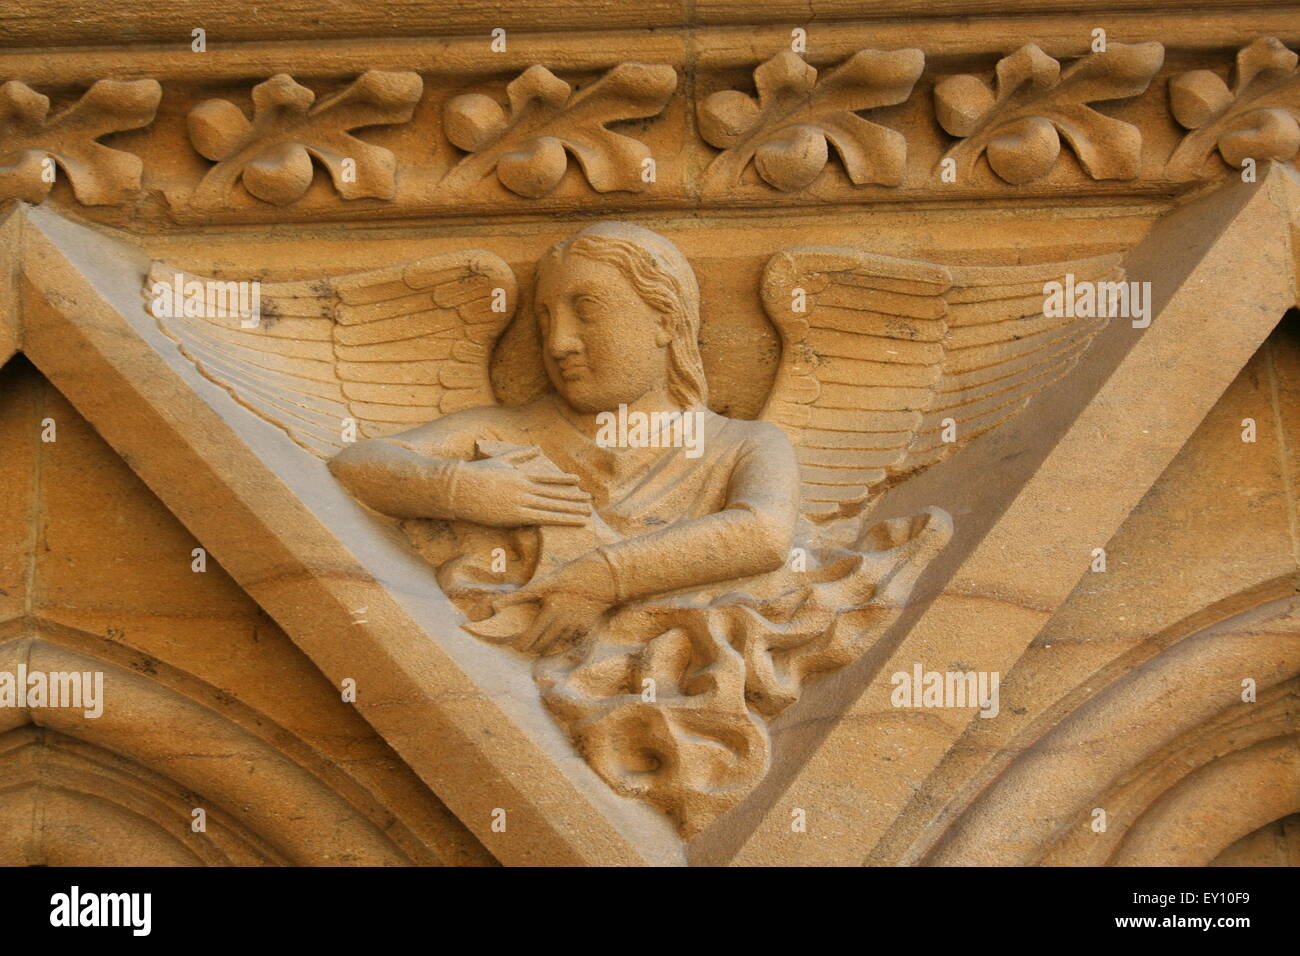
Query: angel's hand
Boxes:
[
  {"xmin": 447, "ymin": 447, "xmax": 591, "ymax": 528},
  {"xmin": 494, "ymin": 554, "xmax": 618, "ymax": 654}
]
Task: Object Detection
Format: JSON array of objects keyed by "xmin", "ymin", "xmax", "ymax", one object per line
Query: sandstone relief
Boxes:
[
  {"xmin": 698, "ymin": 48, "xmax": 925, "ymax": 191},
  {"xmin": 185, "ymin": 71, "xmax": 424, "ymax": 209},
  {"xmin": 440, "ymin": 63, "xmax": 678, "ymax": 197},
  {"xmin": 934, "ymin": 42, "xmax": 1164, "ymax": 184},
  {"xmin": 3, "ymin": 37, "xmax": 1298, "ymax": 222},
  {"xmin": 146, "ymin": 221, "xmax": 1126, "ymax": 834},
  {"xmin": 1166, "ymin": 36, "xmax": 1300, "ymax": 178},
  {"xmin": 0, "ymin": 78, "xmax": 160, "ymax": 205},
  {"xmin": 2, "ymin": 0, "xmax": 1299, "ymax": 879}
]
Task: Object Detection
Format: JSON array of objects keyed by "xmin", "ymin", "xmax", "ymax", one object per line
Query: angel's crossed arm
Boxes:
[
  {"xmin": 330, "ymin": 411, "xmax": 597, "ymax": 531},
  {"xmin": 334, "ymin": 411, "xmax": 803, "ymax": 605},
  {"xmin": 594, "ymin": 422, "xmax": 801, "ymax": 602}
]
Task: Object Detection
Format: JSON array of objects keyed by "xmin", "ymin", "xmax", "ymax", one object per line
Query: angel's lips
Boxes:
[{"xmin": 557, "ymin": 363, "xmax": 588, "ymax": 381}]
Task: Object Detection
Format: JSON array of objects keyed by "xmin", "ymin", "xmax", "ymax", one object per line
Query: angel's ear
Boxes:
[{"xmin": 652, "ymin": 307, "xmax": 675, "ymax": 347}]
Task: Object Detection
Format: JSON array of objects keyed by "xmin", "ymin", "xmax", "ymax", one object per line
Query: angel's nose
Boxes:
[{"xmin": 547, "ymin": 310, "xmax": 583, "ymax": 359}]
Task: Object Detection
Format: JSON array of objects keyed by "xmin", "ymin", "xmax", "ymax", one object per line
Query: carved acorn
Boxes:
[
  {"xmin": 932, "ymin": 75, "xmax": 996, "ymax": 139},
  {"xmin": 753, "ymin": 124, "xmax": 829, "ymax": 191},
  {"xmin": 697, "ymin": 90, "xmax": 761, "ymax": 149},
  {"xmin": 443, "ymin": 93, "xmax": 510, "ymax": 153},
  {"xmin": 1168, "ymin": 71, "xmax": 1234, "ymax": 129},
  {"xmin": 496, "ymin": 136, "xmax": 569, "ymax": 198},
  {"xmin": 188, "ymin": 99, "xmax": 254, "ymax": 163},
  {"xmin": 985, "ymin": 116, "xmax": 1061, "ymax": 185},
  {"xmin": 1218, "ymin": 108, "xmax": 1300, "ymax": 167},
  {"xmin": 241, "ymin": 141, "xmax": 316, "ymax": 205}
]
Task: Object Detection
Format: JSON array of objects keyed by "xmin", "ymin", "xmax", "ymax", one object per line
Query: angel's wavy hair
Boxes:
[{"xmin": 537, "ymin": 222, "xmax": 708, "ymax": 407}]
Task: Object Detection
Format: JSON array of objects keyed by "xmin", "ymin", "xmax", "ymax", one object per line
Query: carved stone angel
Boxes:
[{"xmin": 150, "ymin": 222, "xmax": 1121, "ymax": 835}]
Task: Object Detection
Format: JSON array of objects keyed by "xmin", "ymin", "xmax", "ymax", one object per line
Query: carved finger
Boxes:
[
  {"xmin": 531, "ymin": 619, "xmax": 573, "ymax": 656},
  {"xmin": 524, "ymin": 496, "xmax": 590, "ymax": 515},
  {"xmin": 529, "ymin": 472, "xmax": 582, "ymax": 485},
  {"xmin": 528, "ymin": 485, "xmax": 592, "ymax": 503},
  {"xmin": 498, "ymin": 446, "xmax": 541, "ymax": 465},
  {"xmin": 494, "ymin": 587, "xmax": 540, "ymax": 609},
  {"xmin": 520, "ymin": 509, "xmax": 589, "ymax": 527}
]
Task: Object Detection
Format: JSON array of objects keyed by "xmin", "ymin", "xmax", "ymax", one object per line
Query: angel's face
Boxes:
[{"xmin": 534, "ymin": 253, "xmax": 672, "ymax": 414}]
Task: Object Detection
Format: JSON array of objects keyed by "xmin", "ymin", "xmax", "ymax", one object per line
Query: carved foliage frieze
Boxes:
[
  {"xmin": 185, "ymin": 71, "xmax": 423, "ymax": 209},
  {"xmin": 934, "ymin": 42, "xmax": 1164, "ymax": 184},
  {"xmin": 1167, "ymin": 37, "xmax": 1300, "ymax": 178},
  {"xmin": 0, "ymin": 79, "xmax": 160, "ymax": 205},
  {"xmin": 698, "ymin": 48, "xmax": 924, "ymax": 192},
  {"xmin": 441, "ymin": 63, "xmax": 677, "ymax": 197},
  {"xmin": 2, "ymin": 37, "xmax": 1299, "ymax": 219}
]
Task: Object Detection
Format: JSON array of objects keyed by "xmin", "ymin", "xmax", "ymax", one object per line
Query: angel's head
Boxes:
[{"xmin": 534, "ymin": 222, "xmax": 707, "ymax": 415}]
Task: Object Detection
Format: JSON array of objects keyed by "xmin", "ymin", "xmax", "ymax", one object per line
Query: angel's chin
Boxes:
[{"xmin": 553, "ymin": 384, "xmax": 620, "ymax": 415}]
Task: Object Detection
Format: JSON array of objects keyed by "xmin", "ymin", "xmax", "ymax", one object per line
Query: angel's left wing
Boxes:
[
  {"xmin": 145, "ymin": 250, "xmax": 517, "ymax": 457},
  {"xmin": 760, "ymin": 247, "xmax": 1122, "ymax": 519}
]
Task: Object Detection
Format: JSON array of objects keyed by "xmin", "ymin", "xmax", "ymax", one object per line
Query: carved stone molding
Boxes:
[
  {"xmin": 699, "ymin": 49, "xmax": 924, "ymax": 192},
  {"xmin": 0, "ymin": 78, "xmax": 160, "ymax": 205},
  {"xmin": 440, "ymin": 63, "xmax": 676, "ymax": 198},
  {"xmin": 934, "ymin": 42, "xmax": 1164, "ymax": 184},
  {"xmin": 1167, "ymin": 36, "xmax": 1300, "ymax": 178},
  {"xmin": 3, "ymin": 31, "xmax": 1300, "ymax": 226},
  {"xmin": 184, "ymin": 71, "xmax": 423, "ymax": 209}
]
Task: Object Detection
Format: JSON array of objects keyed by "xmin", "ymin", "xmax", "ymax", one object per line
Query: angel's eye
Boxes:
[{"xmin": 574, "ymin": 295, "xmax": 604, "ymax": 322}]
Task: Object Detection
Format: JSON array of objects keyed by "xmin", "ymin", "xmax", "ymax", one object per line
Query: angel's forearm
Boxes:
[
  {"xmin": 328, "ymin": 440, "xmax": 463, "ymax": 520},
  {"xmin": 597, "ymin": 505, "xmax": 793, "ymax": 604}
]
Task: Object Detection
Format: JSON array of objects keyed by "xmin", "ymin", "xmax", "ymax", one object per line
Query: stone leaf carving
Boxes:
[
  {"xmin": 0, "ymin": 79, "xmax": 161, "ymax": 205},
  {"xmin": 143, "ymin": 223, "xmax": 1122, "ymax": 837},
  {"xmin": 186, "ymin": 71, "xmax": 424, "ymax": 209},
  {"xmin": 699, "ymin": 49, "xmax": 925, "ymax": 192},
  {"xmin": 145, "ymin": 250, "xmax": 517, "ymax": 456},
  {"xmin": 1166, "ymin": 37, "xmax": 1300, "ymax": 178},
  {"xmin": 439, "ymin": 63, "xmax": 677, "ymax": 198},
  {"xmin": 935, "ymin": 42, "xmax": 1164, "ymax": 184}
]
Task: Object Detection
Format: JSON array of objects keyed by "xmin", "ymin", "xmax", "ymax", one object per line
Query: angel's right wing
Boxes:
[
  {"xmin": 760, "ymin": 247, "xmax": 1122, "ymax": 519},
  {"xmin": 145, "ymin": 251, "xmax": 517, "ymax": 458}
]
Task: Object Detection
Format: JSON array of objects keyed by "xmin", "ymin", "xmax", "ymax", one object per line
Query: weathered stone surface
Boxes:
[{"xmin": 0, "ymin": 0, "xmax": 1297, "ymax": 867}]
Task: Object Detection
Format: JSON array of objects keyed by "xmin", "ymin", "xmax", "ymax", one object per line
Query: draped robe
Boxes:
[{"xmin": 392, "ymin": 393, "xmax": 951, "ymax": 834}]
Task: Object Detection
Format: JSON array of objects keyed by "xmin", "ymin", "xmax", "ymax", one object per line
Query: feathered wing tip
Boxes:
[
  {"xmin": 759, "ymin": 245, "xmax": 1123, "ymax": 520},
  {"xmin": 144, "ymin": 251, "xmax": 518, "ymax": 457}
]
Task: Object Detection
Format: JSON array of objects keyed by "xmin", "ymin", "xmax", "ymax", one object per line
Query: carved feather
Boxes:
[
  {"xmin": 145, "ymin": 251, "xmax": 517, "ymax": 458},
  {"xmin": 760, "ymin": 246, "xmax": 1122, "ymax": 518}
]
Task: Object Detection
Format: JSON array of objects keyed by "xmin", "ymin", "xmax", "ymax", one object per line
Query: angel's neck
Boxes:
[{"xmin": 556, "ymin": 387, "xmax": 690, "ymax": 441}]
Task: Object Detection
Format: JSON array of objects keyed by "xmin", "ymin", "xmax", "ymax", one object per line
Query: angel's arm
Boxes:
[
  {"xmin": 328, "ymin": 410, "xmax": 591, "ymax": 527},
  {"xmin": 327, "ymin": 410, "xmax": 485, "ymax": 518},
  {"xmin": 580, "ymin": 423, "xmax": 800, "ymax": 604}
]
